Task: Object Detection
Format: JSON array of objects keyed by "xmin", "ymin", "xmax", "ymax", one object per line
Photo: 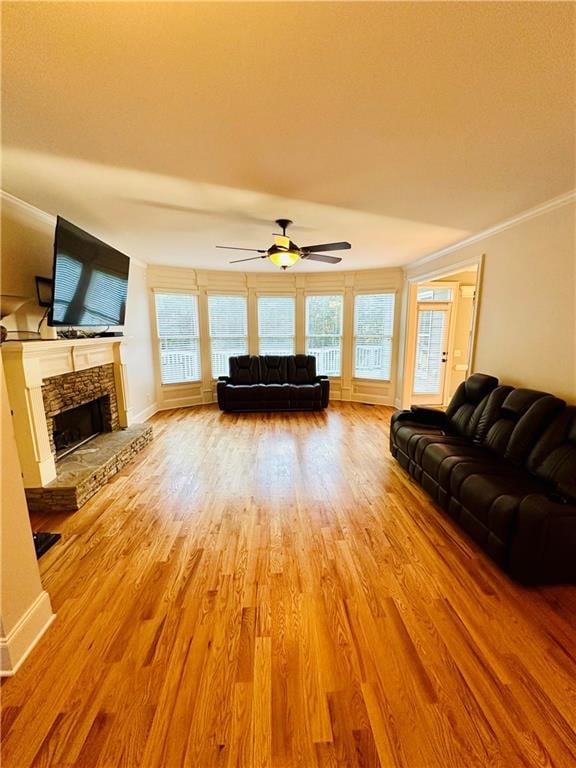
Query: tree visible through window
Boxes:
[{"xmin": 305, "ymin": 295, "xmax": 343, "ymax": 376}]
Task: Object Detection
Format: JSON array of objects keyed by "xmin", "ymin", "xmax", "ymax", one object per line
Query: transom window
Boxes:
[{"xmin": 417, "ymin": 286, "xmax": 453, "ymax": 302}]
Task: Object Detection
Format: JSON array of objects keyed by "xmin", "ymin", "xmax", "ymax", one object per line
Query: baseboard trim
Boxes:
[
  {"xmin": 128, "ymin": 402, "xmax": 159, "ymax": 424},
  {"xmin": 0, "ymin": 591, "xmax": 55, "ymax": 677}
]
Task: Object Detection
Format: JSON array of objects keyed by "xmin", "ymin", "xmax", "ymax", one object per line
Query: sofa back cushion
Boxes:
[
  {"xmin": 445, "ymin": 373, "xmax": 499, "ymax": 439},
  {"xmin": 483, "ymin": 389, "xmax": 565, "ymax": 465},
  {"xmin": 287, "ymin": 355, "xmax": 317, "ymax": 384},
  {"xmin": 259, "ymin": 356, "xmax": 288, "ymax": 384},
  {"xmin": 526, "ymin": 406, "xmax": 576, "ymax": 498},
  {"xmin": 229, "ymin": 355, "xmax": 260, "ymax": 384}
]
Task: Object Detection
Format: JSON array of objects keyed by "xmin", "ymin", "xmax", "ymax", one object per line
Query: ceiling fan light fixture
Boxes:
[
  {"xmin": 273, "ymin": 234, "xmax": 291, "ymax": 250},
  {"xmin": 269, "ymin": 250, "xmax": 301, "ymax": 269}
]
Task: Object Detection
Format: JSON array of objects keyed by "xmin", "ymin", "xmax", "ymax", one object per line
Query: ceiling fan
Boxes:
[{"xmin": 216, "ymin": 219, "xmax": 351, "ymax": 270}]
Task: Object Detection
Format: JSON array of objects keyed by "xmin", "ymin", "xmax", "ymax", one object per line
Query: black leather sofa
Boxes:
[
  {"xmin": 390, "ymin": 373, "xmax": 576, "ymax": 584},
  {"xmin": 217, "ymin": 355, "xmax": 329, "ymax": 412}
]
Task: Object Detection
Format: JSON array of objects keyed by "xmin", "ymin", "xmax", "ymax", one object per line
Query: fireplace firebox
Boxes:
[{"xmin": 53, "ymin": 398, "xmax": 107, "ymax": 460}]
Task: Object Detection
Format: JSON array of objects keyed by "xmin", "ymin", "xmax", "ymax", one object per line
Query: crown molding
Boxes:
[
  {"xmin": 1, "ymin": 190, "xmax": 147, "ymax": 268},
  {"xmin": 1, "ymin": 189, "xmax": 55, "ymax": 224},
  {"xmin": 406, "ymin": 189, "xmax": 576, "ymax": 272}
]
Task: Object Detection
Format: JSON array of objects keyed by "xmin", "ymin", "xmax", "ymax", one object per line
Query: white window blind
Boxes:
[
  {"xmin": 154, "ymin": 292, "xmax": 201, "ymax": 384},
  {"xmin": 353, "ymin": 293, "xmax": 395, "ymax": 380},
  {"xmin": 258, "ymin": 296, "xmax": 295, "ymax": 356},
  {"xmin": 413, "ymin": 309, "xmax": 447, "ymax": 394},
  {"xmin": 208, "ymin": 295, "xmax": 248, "ymax": 378},
  {"xmin": 417, "ymin": 286, "xmax": 453, "ymax": 302},
  {"xmin": 305, "ymin": 295, "xmax": 343, "ymax": 376}
]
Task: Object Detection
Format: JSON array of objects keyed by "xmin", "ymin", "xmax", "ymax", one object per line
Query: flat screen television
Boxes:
[{"xmin": 49, "ymin": 217, "xmax": 130, "ymax": 327}]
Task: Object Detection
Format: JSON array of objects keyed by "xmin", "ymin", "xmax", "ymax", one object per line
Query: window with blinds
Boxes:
[
  {"xmin": 154, "ymin": 292, "xmax": 201, "ymax": 384},
  {"xmin": 353, "ymin": 293, "xmax": 395, "ymax": 380},
  {"xmin": 258, "ymin": 296, "xmax": 295, "ymax": 356},
  {"xmin": 208, "ymin": 295, "xmax": 248, "ymax": 378},
  {"xmin": 305, "ymin": 294, "xmax": 343, "ymax": 376}
]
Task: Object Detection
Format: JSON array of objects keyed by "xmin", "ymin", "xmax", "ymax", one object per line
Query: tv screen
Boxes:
[{"xmin": 49, "ymin": 217, "xmax": 130, "ymax": 327}]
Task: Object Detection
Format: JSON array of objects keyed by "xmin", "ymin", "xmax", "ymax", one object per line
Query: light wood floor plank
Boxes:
[{"xmin": 2, "ymin": 403, "xmax": 576, "ymax": 767}]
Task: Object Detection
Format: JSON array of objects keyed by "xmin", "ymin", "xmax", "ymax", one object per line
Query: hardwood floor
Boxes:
[{"xmin": 2, "ymin": 403, "xmax": 576, "ymax": 767}]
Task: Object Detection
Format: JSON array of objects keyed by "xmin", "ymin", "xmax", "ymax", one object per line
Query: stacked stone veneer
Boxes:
[
  {"xmin": 25, "ymin": 363, "xmax": 154, "ymax": 514},
  {"xmin": 42, "ymin": 364, "xmax": 119, "ymax": 455},
  {"xmin": 25, "ymin": 425, "xmax": 153, "ymax": 514}
]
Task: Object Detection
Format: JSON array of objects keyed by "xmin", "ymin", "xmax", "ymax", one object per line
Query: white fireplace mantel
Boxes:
[{"xmin": 2, "ymin": 338, "xmax": 129, "ymax": 488}]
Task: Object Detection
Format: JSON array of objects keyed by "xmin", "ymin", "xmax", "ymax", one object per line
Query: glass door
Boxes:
[{"xmin": 411, "ymin": 302, "xmax": 451, "ymax": 405}]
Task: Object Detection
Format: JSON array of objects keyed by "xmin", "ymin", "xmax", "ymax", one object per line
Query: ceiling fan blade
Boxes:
[
  {"xmin": 229, "ymin": 255, "xmax": 268, "ymax": 263},
  {"xmin": 301, "ymin": 253, "xmax": 342, "ymax": 264},
  {"xmin": 216, "ymin": 246, "xmax": 267, "ymax": 253},
  {"xmin": 300, "ymin": 241, "xmax": 351, "ymax": 253}
]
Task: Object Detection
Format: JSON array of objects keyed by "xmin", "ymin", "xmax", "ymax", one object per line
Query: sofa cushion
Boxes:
[
  {"xmin": 229, "ymin": 355, "xmax": 260, "ymax": 385},
  {"xmin": 445, "ymin": 373, "xmax": 499, "ymax": 439},
  {"xmin": 289, "ymin": 383, "xmax": 322, "ymax": 405},
  {"xmin": 287, "ymin": 355, "xmax": 317, "ymax": 384},
  {"xmin": 483, "ymin": 389, "xmax": 565, "ymax": 464},
  {"xmin": 526, "ymin": 406, "xmax": 576, "ymax": 496},
  {"xmin": 259, "ymin": 356, "xmax": 288, "ymax": 384},
  {"xmin": 458, "ymin": 469, "xmax": 546, "ymax": 545}
]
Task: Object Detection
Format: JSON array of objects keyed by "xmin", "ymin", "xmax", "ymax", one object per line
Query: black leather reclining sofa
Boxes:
[
  {"xmin": 390, "ymin": 373, "xmax": 576, "ymax": 584},
  {"xmin": 217, "ymin": 355, "xmax": 329, "ymax": 412}
]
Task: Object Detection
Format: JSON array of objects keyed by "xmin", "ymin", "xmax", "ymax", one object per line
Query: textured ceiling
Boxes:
[{"xmin": 2, "ymin": 1, "xmax": 574, "ymax": 271}]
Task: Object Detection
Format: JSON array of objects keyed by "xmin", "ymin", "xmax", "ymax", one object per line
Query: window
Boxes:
[
  {"xmin": 305, "ymin": 295, "xmax": 343, "ymax": 376},
  {"xmin": 154, "ymin": 292, "xmax": 201, "ymax": 384},
  {"xmin": 208, "ymin": 295, "xmax": 248, "ymax": 378},
  {"xmin": 258, "ymin": 296, "xmax": 295, "ymax": 356},
  {"xmin": 417, "ymin": 286, "xmax": 453, "ymax": 302},
  {"xmin": 353, "ymin": 293, "xmax": 395, "ymax": 380}
]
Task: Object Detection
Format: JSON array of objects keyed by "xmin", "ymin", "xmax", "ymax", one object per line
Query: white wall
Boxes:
[
  {"xmin": 1, "ymin": 357, "xmax": 53, "ymax": 675},
  {"xmin": 405, "ymin": 198, "xmax": 576, "ymax": 403},
  {"xmin": 0, "ymin": 193, "xmax": 156, "ymax": 421}
]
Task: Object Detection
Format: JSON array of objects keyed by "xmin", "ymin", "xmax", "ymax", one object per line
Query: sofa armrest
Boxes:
[
  {"xmin": 315, "ymin": 376, "xmax": 330, "ymax": 408},
  {"xmin": 216, "ymin": 378, "xmax": 230, "ymax": 410},
  {"xmin": 391, "ymin": 408, "xmax": 446, "ymax": 429},
  {"xmin": 410, "ymin": 406, "xmax": 447, "ymax": 423},
  {"xmin": 508, "ymin": 494, "xmax": 576, "ymax": 584}
]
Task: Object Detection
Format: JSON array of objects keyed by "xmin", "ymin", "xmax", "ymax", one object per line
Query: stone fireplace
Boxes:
[
  {"xmin": 42, "ymin": 364, "xmax": 119, "ymax": 457},
  {"xmin": 2, "ymin": 338, "xmax": 153, "ymax": 513}
]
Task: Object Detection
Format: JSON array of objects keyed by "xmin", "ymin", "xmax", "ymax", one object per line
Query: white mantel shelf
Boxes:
[
  {"xmin": 2, "ymin": 337, "xmax": 125, "ymax": 380},
  {"xmin": 2, "ymin": 337, "xmax": 129, "ymax": 488}
]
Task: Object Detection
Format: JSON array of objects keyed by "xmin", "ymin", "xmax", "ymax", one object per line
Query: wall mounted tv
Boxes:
[{"xmin": 49, "ymin": 217, "xmax": 130, "ymax": 327}]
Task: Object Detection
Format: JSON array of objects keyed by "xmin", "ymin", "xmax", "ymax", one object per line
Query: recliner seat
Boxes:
[{"xmin": 390, "ymin": 374, "xmax": 575, "ymax": 584}]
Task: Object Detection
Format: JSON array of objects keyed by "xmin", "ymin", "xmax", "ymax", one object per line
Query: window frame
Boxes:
[
  {"xmin": 304, "ymin": 292, "xmax": 344, "ymax": 377},
  {"xmin": 352, "ymin": 290, "xmax": 396, "ymax": 382},
  {"xmin": 257, "ymin": 293, "xmax": 296, "ymax": 357},
  {"xmin": 153, "ymin": 289, "xmax": 202, "ymax": 385},
  {"xmin": 207, "ymin": 292, "xmax": 249, "ymax": 379}
]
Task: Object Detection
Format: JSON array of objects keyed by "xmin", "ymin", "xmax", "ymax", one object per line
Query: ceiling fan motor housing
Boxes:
[{"xmin": 275, "ymin": 219, "xmax": 293, "ymax": 235}]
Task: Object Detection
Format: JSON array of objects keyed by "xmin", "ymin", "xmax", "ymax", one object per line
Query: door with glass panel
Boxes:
[{"xmin": 411, "ymin": 302, "xmax": 451, "ymax": 405}]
